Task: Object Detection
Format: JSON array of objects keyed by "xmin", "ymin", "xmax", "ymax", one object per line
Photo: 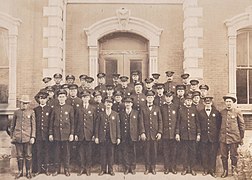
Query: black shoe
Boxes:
[
  {"xmin": 131, "ymin": 169, "xmax": 136, "ymax": 175},
  {"xmin": 98, "ymin": 171, "xmax": 105, "ymax": 176},
  {"xmin": 86, "ymin": 169, "xmax": 91, "ymax": 176},
  {"xmin": 210, "ymin": 172, "xmax": 217, "ymax": 178},
  {"xmin": 65, "ymin": 170, "xmax": 70, "ymax": 177},
  {"xmin": 15, "ymin": 171, "xmax": 23, "ymax": 179},
  {"xmin": 109, "ymin": 171, "xmax": 115, "ymax": 176},
  {"xmin": 221, "ymin": 170, "xmax": 228, "ymax": 178},
  {"xmin": 77, "ymin": 169, "xmax": 85, "ymax": 176},
  {"xmin": 181, "ymin": 169, "xmax": 187, "ymax": 175},
  {"xmin": 26, "ymin": 171, "xmax": 32, "ymax": 179},
  {"xmin": 202, "ymin": 170, "xmax": 208, "ymax": 176},
  {"xmin": 144, "ymin": 169, "xmax": 149, "ymax": 175},
  {"xmin": 124, "ymin": 168, "xmax": 129, "ymax": 175},
  {"xmin": 151, "ymin": 169, "xmax": 156, "ymax": 175},
  {"xmin": 171, "ymin": 168, "xmax": 177, "ymax": 174},
  {"xmin": 191, "ymin": 170, "xmax": 197, "ymax": 176},
  {"xmin": 164, "ymin": 169, "xmax": 169, "ymax": 174}
]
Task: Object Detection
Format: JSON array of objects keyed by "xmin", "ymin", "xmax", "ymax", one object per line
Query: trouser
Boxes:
[
  {"xmin": 201, "ymin": 141, "xmax": 218, "ymax": 172},
  {"xmin": 79, "ymin": 140, "xmax": 92, "ymax": 169},
  {"xmin": 121, "ymin": 139, "xmax": 136, "ymax": 170},
  {"xmin": 144, "ymin": 140, "xmax": 157, "ymax": 170},
  {"xmin": 220, "ymin": 143, "xmax": 239, "ymax": 169},
  {"xmin": 163, "ymin": 139, "xmax": 177, "ymax": 170},
  {"xmin": 35, "ymin": 140, "xmax": 49, "ymax": 172},
  {"xmin": 15, "ymin": 143, "xmax": 33, "ymax": 172},
  {"xmin": 181, "ymin": 140, "xmax": 196, "ymax": 170},
  {"xmin": 54, "ymin": 141, "xmax": 70, "ymax": 170},
  {"xmin": 100, "ymin": 140, "xmax": 115, "ymax": 172}
]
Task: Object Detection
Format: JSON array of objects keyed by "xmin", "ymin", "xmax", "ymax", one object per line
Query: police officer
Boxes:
[
  {"xmin": 128, "ymin": 70, "xmax": 141, "ymax": 90},
  {"xmin": 175, "ymin": 93, "xmax": 200, "ymax": 176},
  {"xmin": 95, "ymin": 97, "xmax": 121, "ymax": 176},
  {"xmin": 112, "ymin": 73, "xmax": 121, "ymax": 90},
  {"xmin": 104, "ymin": 84, "xmax": 115, "ymax": 100},
  {"xmin": 164, "ymin": 71, "xmax": 177, "ymax": 92},
  {"xmin": 33, "ymin": 91, "xmax": 52, "ymax": 176},
  {"xmin": 95, "ymin": 73, "xmax": 107, "ymax": 96},
  {"xmin": 65, "ymin": 74, "xmax": 75, "ymax": 85},
  {"xmin": 77, "ymin": 74, "xmax": 87, "ymax": 97},
  {"xmin": 160, "ymin": 91, "xmax": 178, "ymax": 174},
  {"xmin": 118, "ymin": 76, "xmax": 133, "ymax": 98},
  {"xmin": 45, "ymin": 86, "xmax": 59, "ymax": 109},
  {"xmin": 52, "ymin": 73, "xmax": 63, "ymax": 94},
  {"xmin": 42, "ymin": 77, "xmax": 52, "ymax": 88},
  {"xmin": 139, "ymin": 90, "xmax": 163, "ymax": 175},
  {"xmin": 154, "ymin": 83, "xmax": 166, "ymax": 107},
  {"xmin": 192, "ymin": 91, "xmax": 204, "ymax": 111},
  {"xmin": 189, "ymin": 79, "xmax": 199, "ymax": 93},
  {"xmin": 199, "ymin": 84, "xmax": 209, "ymax": 99},
  {"xmin": 180, "ymin": 73, "xmax": 190, "ymax": 93},
  {"xmin": 219, "ymin": 94, "xmax": 245, "ymax": 178},
  {"xmin": 152, "ymin": 73, "xmax": 161, "ymax": 85},
  {"xmin": 198, "ymin": 96, "xmax": 221, "ymax": 178},
  {"xmin": 173, "ymin": 85, "xmax": 186, "ymax": 108},
  {"xmin": 144, "ymin": 78, "xmax": 155, "ymax": 94},
  {"xmin": 76, "ymin": 91, "xmax": 96, "ymax": 176},
  {"xmin": 49, "ymin": 89, "xmax": 74, "ymax": 176},
  {"xmin": 112, "ymin": 90, "xmax": 124, "ymax": 113},
  {"xmin": 61, "ymin": 84, "xmax": 70, "ymax": 97},
  {"xmin": 10, "ymin": 95, "xmax": 36, "ymax": 179},
  {"xmin": 119, "ymin": 97, "xmax": 140, "ymax": 175},
  {"xmin": 131, "ymin": 81, "xmax": 146, "ymax": 112}
]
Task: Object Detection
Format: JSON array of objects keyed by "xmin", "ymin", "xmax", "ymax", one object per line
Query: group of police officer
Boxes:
[{"xmin": 10, "ymin": 70, "xmax": 245, "ymax": 179}]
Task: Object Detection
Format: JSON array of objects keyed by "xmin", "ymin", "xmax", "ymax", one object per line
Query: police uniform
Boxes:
[
  {"xmin": 94, "ymin": 73, "xmax": 107, "ymax": 96},
  {"xmin": 153, "ymin": 83, "xmax": 166, "ymax": 107},
  {"xmin": 180, "ymin": 73, "xmax": 190, "ymax": 93},
  {"xmin": 49, "ymin": 90, "xmax": 74, "ymax": 176},
  {"xmin": 65, "ymin": 74, "xmax": 75, "ymax": 85},
  {"xmin": 160, "ymin": 91, "xmax": 179, "ymax": 174},
  {"xmin": 76, "ymin": 92, "xmax": 96, "ymax": 176},
  {"xmin": 219, "ymin": 94, "xmax": 245, "ymax": 178},
  {"xmin": 119, "ymin": 97, "xmax": 140, "ymax": 174},
  {"xmin": 164, "ymin": 71, "xmax": 177, "ymax": 92},
  {"xmin": 117, "ymin": 76, "xmax": 133, "ymax": 98},
  {"xmin": 52, "ymin": 73, "xmax": 63, "ymax": 95},
  {"xmin": 139, "ymin": 91, "xmax": 163, "ymax": 173},
  {"xmin": 128, "ymin": 70, "xmax": 141, "ymax": 90},
  {"xmin": 198, "ymin": 97, "xmax": 221, "ymax": 177},
  {"xmin": 173, "ymin": 85, "xmax": 186, "ymax": 108},
  {"xmin": 33, "ymin": 92, "xmax": 52, "ymax": 175}
]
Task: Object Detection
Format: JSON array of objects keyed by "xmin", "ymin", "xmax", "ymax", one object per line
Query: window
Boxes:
[
  {"xmin": 0, "ymin": 27, "xmax": 9, "ymax": 104},
  {"xmin": 236, "ymin": 29, "xmax": 252, "ymax": 104}
]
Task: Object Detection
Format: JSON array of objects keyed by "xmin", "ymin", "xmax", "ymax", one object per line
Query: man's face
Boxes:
[
  {"xmin": 134, "ymin": 85, "xmax": 143, "ymax": 94},
  {"xmin": 105, "ymin": 101, "xmax": 112, "ymax": 108},
  {"xmin": 156, "ymin": 88, "xmax": 164, "ymax": 95},
  {"xmin": 114, "ymin": 96, "xmax": 122, "ymax": 103},
  {"xmin": 80, "ymin": 79, "xmax": 86, "ymax": 86},
  {"xmin": 146, "ymin": 96, "xmax": 154, "ymax": 103},
  {"xmin": 94, "ymin": 95, "xmax": 102, "ymax": 103},
  {"xmin": 121, "ymin": 81, "xmax": 128, "ymax": 87},
  {"xmin": 69, "ymin": 89, "xmax": 77, "ymax": 97},
  {"xmin": 132, "ymin": 75, "xmax": 139, "ymax": 81},
  {"xmin": 165, "ymin": 95, "xmax": 173, "ymax": 103},
  {"xmin": 225, "ymin": 99, "xmax": 234, "ymax": 109},
  {"xmin": 204, "ymin": 101, "xmax": 212, "ymax": 108},
  {"xmin": 54, "ymin": 77, "xmax": 62, "ymax": 84},
  {"xmin": 98, "ymin": 77, "xmax": 105, "ymax": 84},
  {"xmin": 182, "ymin": 78, "xmax": 189, "ymax": 84},
  {"xmin": 82, "ymin": 96, "xmax": 90, "ymax": 103},
  {"xmin": 58, "ymin": 94, "xmax": 67, "ymax": 104},
  {"xmin": 125, "ymin": 102, "xmax": 133, "ymax": 109},
  {"xmin": 39, "ymin": 97, "xmax": 48, "ymax": 105},
  {"xmin": 66, "ymin": 79, "xmax": 74, "ymax": 85},
  {"xmin": 193, "ymin": 96, "xmax": 201, "ymax": 104},
  {"xmin": 106, "ymin": 89, "xmax": 114, "ymax": 96},
  {"xmin": 200, "ymin": 89, "xmax": 208, "ymax": 97},
  {"xmin": 113, "ymin": 78, "xmax": 119, "ymax": 84},
  {"xmin": 177, "ymin": 90, "xmax": 185, "ymax": 97},
  {"xmin": 86, "ymin": 82, "xmax": 92, "ymax": 88},
  {"xmin": 191, "ymin": 84, "xmax": 198, "ymax": 90},
  {"xmin": 184, "ymin": 98, "xmax": 193, "ymax": 106},
  {"xmin": 146, "ymin": 82, "xmax": 153, "ymax": 89},
  {"xmin": 21, "ymin": 102, "xmax": 29, "ymax": 110},
  {"xmin": 167, "ymin": 76, "xmax": 173, "ymax": 82}
]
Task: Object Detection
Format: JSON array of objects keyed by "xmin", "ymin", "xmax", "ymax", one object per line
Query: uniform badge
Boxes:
[
  {"xmin": 128, "ymin": 93, "xmax": 131, "ymax": 96},
  {"xmin": 101, "ymin": 108, "xmax": 104, "ymax": 111},
  {"xmin": 103, "ymin": 90, "xmax": 105, "ymax": 93},
  {"xmin": 133, "ymin": 115, "xmax": 136, "ymax": 118},
  {"xmin": 46, "ymin": 113, "xmax": 49, "ymax": 116},
  {"xmin": 65, "ymin": 112, "xmax": 68, "ymax": 115},
  {"xmin": 88, "ymin": 111, "xmax": 91, "ymax": 114},
  {"xmin": 27, "ymin": 115, "xmax": 31, "ymax": 118},
  {"xmin": 231, "ymin": 115, "xmax": 235, "ymax": 118},
  {"xmin": 154, "ymin": 112, "xmax": 157, "ymax": 115},
  {"xmin": 76, "ymin": 104, "xmax": 79, "ymax": 107},
  {"xmin": 172, "ymin": 111, "xmax": 176, "ymax": 114},
  {"xmin": 112, "ymin": 116, "xmax": 115, "ymax": 120},
  {"xmin": 141, "ymin": 98, "xmax": 145, "ymax": 101},
  {"xmin": 51, "ymin": 105, "xmax": 54, "ymax": 108},
  {"xmin": 192, "ymin": 113, "xmax": 195, "ymax": 117},
  {"xmin": 212, "ymin": 114, "xmax": 216, "ymax": 117}
]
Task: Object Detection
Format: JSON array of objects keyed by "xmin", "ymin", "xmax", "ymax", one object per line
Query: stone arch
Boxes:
[{"xmin": 84, "ymin": 8, "xmax": 163, "ymax": 84}]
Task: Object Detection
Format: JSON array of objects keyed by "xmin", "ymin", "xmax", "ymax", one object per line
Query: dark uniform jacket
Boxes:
[
  {"xmin": 139, "ymin": 105, "xmax": 163, "ymax": 140},
  {"xmin": 94, "ymin": 84, "xmax": 107, "ymax": 96},
  {"xmin": 76, "ymin": 104, "xmax": 96, "ymax": 141},
  {"xmin": 154, "ymin": 95, "xmax": 166, "ymax": 107},
  {"xmin": 219, "ymin": 107, "xmax": 245, "ymax": 144},
  {"xmin": 34, "ymin": 105, "xmax": 52, "ymax": 141},
  {"xmin": 112, "ymin": 102, "xmax": 125, "ymax": 113},
  {"xmin": 160, "ymin": 103, "xmax": 178, "ymax": 139},
  {"xmin": 49, "ymin": 104, "xmax": 74, "ymax": 141},
  {"xmin": 95, "ymin": 110, "xmax": 121, "ymax": 144},
  {"xmin": 47, "ymin": 98, "xmax": 59, "ymax": 109},
  {"xmin": 198, "ymin": 107, "xmax": 221, "ymax": 143},
  {"xmin": 173, "ymin": 96, "xmax": 185, "ymax": 108},
  {"xmin": 164, "ymin": 81, "xmax": 177, "ymax": 92},
  {"xmin": 117, "ymin": 86, "xmax": 133, "ymax": 98},
  {"xmin": 119, "ymin": 109, "xmax": 140, "ymax": 142},
  {"xmin": 131, "ymin": 93, "xmax": 146, "ymax": 111},
  {"xmin": 52, "ymin": 84, "xmax": 61, "ymax": 95},
  {"xmin": 10, "ymin": 109, "xmax": 36, "ymax": 143},
  {"xmin": 176, "ymin": 105, "xmax": 200, "ymax": 141}
]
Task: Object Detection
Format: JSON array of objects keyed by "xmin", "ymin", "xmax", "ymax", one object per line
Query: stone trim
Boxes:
[
  {"xmin": 67, "ymin": 0, "xmax": 183, "ymax": 4},
  {"xmin": 0, "ymin": 12, "xmax": 21, "ymax": 109},
  {"xmin": 225, "ymin": 6, "xmax": 252, "ymax": 96},
  {"xmin": 182, "ymin": 0, "xmax": 203, "ymax": 80}
]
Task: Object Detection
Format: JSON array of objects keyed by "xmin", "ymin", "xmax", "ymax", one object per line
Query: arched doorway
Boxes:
[{"xmin": 99, "ymin": 32, "xmax": 148, "ymax": 84}]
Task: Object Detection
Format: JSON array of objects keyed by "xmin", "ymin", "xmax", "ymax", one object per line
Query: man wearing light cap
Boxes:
[
  {"xmin": 219, "ymin": 94, "xmax": 245, "ymax": 178},
  {"xmin": 164, "ymin": 71, "xmax": 177, "ymax": 92},
  {"xmin": 95, "ymin": 97, "xmax": 121, "ymax": 176},
  {"xmin": 65, "ymin": 74, "xmax": 75, "ymax": 85},
  {"xmin": 139, "ymin": 90, "xmax": 163, "ymax": 175},
  {"xmin": 198, "ymin": 96, "xmax": 221, "ymax": 178},
  {"xmin": 160, "ymin": 90, "xmax": 179, "ymax": 175},
  {"xmin": 175, "ymin": 93, "xmax": 200, "ymax": 176}
]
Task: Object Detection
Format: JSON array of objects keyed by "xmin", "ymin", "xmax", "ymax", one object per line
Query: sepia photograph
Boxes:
[{"xmin": 0, "ymin": 0, "xmax": 252, "ymax": 179}]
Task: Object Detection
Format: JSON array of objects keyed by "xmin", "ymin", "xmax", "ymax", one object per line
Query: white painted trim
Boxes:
[
  {"xmin": 67, "ymin": 0, "xmax": 183, "ymax": 4},
  {"xmin": 0, "ymin": 12, "xmax": 21, "ymax": 109}
]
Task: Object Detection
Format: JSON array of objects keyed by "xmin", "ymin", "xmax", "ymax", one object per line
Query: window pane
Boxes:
[
  {"xmin": 250, "ymin": 32, "xmax": 252, "ymax": 67},
  {"xmin": 105, "ymin": 59, "xmax": 117, "ymax": 85},
  {"xmin": 237, "ymin": 69, "xmax": 247, "ymax": 104},
  {"xmin": 237, "ymin": 32, "xmax": 248, "ymax": 67},
  {"xmin": 0, "ymin": 28, "xmax": 8, "ymax": 66},
  {"xmin": 0, "ymin": 69, "xmax": 9, "ymax": 103},
  {"xmin": 249, "ymin": 70, "xmax": 252, "ymax": 104}
]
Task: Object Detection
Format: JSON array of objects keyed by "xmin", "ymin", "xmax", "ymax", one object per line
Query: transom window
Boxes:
[{"xmin": 236, "ymin": 29, "xmax": 252, "ymax": 104}]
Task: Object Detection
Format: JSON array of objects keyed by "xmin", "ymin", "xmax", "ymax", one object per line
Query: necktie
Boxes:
[{"xmin": 206, "ymin": 109, "xmax": 210, "ymax": 111}]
